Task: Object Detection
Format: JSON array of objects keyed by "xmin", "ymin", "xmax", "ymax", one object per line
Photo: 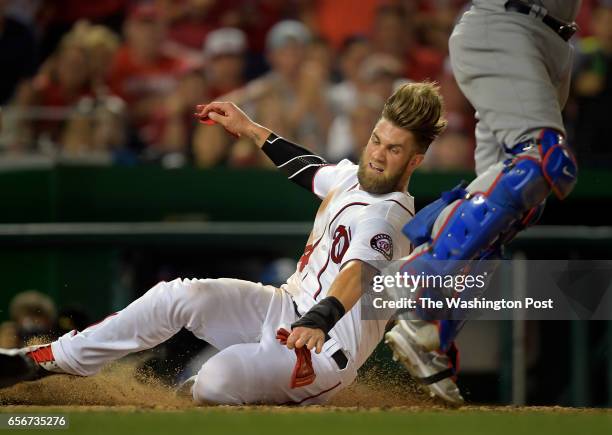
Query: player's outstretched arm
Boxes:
[
  {"xmin": 195, "ymin": 102, "xmax": 328, "ymax": 192},
  {"xmin": 286, "ymin": 260, "xmax": 375, "ymax": 353}
]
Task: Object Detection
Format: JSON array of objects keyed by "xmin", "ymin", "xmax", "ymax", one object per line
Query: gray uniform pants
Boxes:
[{"xmin": 449, "ymin": 0, "xmax": 576, "ymax": 175}]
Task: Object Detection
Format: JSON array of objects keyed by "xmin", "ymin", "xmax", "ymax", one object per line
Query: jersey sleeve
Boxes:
[
  {"xmin": 312, "ymin": 159, "xmax": 357, "ymax": 199},
  {"xmin": 341, "ymin": 215, "xmax": 401, "ymax": 270}
]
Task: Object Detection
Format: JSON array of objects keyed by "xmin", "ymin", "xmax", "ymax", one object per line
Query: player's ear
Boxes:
[{"xmin": 408, "ymin": 153, "xmax": 425, "ymax": 170}]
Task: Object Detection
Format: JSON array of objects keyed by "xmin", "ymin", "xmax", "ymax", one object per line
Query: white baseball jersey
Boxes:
[{"xmin": 283, "ymin": 159, "xmax": 414, "ymax": 367}]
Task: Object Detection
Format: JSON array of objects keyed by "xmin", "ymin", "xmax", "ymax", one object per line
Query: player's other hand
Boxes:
[
  {"xmin": 286, "ymin": 326, "xmax": 325, "ymax": 354},
  {"xmin": 194, "ymin": 101, "xmax": 252, "ymax": 138}
]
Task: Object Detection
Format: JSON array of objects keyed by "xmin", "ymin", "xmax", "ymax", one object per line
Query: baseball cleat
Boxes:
[
  {"xmin": 385, "ymin": 323, "xmax": 464, "ymax": 406},
  {"xmin": 0, "ymin": 344, "xmax": 61, "ymax": 389},
  {"xmin": 393, "ymin": 319, "xmax": 440, "ymax": 352}
]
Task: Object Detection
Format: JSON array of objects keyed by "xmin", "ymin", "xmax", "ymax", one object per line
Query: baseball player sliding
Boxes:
[
  {"xmin": 385, "ymin": 0, "xmax": 580, "ymax": 405},
  {"xmin": 0, "ymin": 83, "xmax": 447, "ymax": 405}
]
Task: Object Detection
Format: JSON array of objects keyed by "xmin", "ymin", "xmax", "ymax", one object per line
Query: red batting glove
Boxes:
[{"xmin": 276, "ymin": 327, "xmax": 316, "ymax": 388}]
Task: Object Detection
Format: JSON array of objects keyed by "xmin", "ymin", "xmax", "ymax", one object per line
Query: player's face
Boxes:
[{"xmin": 357, "ymin": 118, "xmax": 423, "ymax": 194}]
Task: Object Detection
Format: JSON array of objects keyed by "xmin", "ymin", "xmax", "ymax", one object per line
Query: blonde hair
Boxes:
[
  {"xmin": 382, "ymin": 82, "xmax": 447, "ymax": 153},
  {"xmin": 60, "ymin": 20, "xmax": 120, "ymax": 53}
]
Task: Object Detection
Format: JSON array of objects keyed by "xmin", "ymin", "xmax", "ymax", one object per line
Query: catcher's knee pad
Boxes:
[
  {"xmin": 511, "ymin": 128, "xmax": 578, "ymax": 199},
  {"xmin": 401, "ymin": 129, "xmax": 576, "ymax": 271}
]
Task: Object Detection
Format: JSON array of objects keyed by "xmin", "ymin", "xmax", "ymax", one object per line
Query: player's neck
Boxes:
[{"xmin": 396, "ymin": 174, "xmax": 412, "ymax": 193}]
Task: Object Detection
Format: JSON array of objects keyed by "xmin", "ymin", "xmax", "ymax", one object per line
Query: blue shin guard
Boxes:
[{"xmin": 399, "ymin": 129, "xmax": 577, "ymax": 350}]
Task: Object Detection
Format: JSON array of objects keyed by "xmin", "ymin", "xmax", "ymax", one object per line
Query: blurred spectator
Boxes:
[
  {"xmin": 327, "ymin": 93, "xmax": 384, "ymax": 162},
  {"xmin": 329, "ymin": 35, "xmax": 372, "ymax": 115},
  {"xmin": 358, "ymin": 53, "xmax": 406, "ymax": 102},
  {"xmin": 4, "ymin": 0, "xmax": 598, "ymax": 171},
  {"xmin": 0, "ymin": 0, "xmax": 38, "ymax": 104},
  {"xmin": 428, "ymin": 58, "xmax": 475, "ymax": 172},
  {"xmin": 306, "ymin": 36, "xmax": 334, "ymax": 84},
  {"xmin": 8, "ymin": 31, "xmax": 94, "ymax": 152},
  {"xmin": 327, "ymin": 53, "xmax": 404, "ymax": 161},
  {"xmin": 420, "ymin": 131, "xmax": 474, "ymax": 171},
  {"xmin": 152, "ymin": 27, "xmax": 247, "ymax": 164},
  {"xmin": 240, "ymin": 0, "xmax": 296, "ymax": 60},
  {"xmin": 155, "ymin": 68, "xmax": 209, "ymax": 162},
  {"xmin": 159, "ymin": 0, "xmax": 246, "ymax": 71},
  {"xmin": 0, "ymin": 290, "xmax": 57, "ymax": 348},
  {"xmin": 78, "ymin": 22, "xmax": 121, "ymax": 91},
  {"xmin": 37, "ymin": 0, "xmax": 127, "ymax": 61},
  {"xmin": 437, "ymin": 58, "xmax": 475, "ymax": 138},
  {"xmin": 59, "ymin": 22, "xmax": 126, "ymax": 157},
  {"xmin": 4, "ymin": 22, "xmax": 126, "ymax": 156},
  {"xmin": 415, "ymin": 6, "xmax": 457, "ymax": 58},
  {"xmin": 165, "ymin": 0, "xmax": 243, "ymax": 50},
  {"xmin": 570, "ymin": 4, "xmax": 612, "ymax": 167},
  {"xmin": 108, "ymin": 3, "xmax": 187, "ymax": 155},
  {"xmin": 194, "ymin": 20, "xmax": 333, "ymax": 167},
  {"xmin": 204, "ymin": 27, "xmax": 247, "ymax": 98},
  {"xmin": 371, "ymin": 4, "xmax": 445, "ymax": 82}
]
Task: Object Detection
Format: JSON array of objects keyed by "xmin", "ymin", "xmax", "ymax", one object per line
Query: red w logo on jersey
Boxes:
[{"xmin": 331, "ymin": 225, "xmax": 350, "ymax": 264}]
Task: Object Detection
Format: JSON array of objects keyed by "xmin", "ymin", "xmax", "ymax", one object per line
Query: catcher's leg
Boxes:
[
  {"xmin": 0, "ymin": 278, "xmax": 274, "ymax": 388},
  {"xmin": 385, "ymin": 129, "xmax": 577, "ymax": 403}
]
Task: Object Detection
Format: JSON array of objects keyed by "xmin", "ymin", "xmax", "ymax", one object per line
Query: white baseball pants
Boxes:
[{"xmin": 49, "ymin": 278, "xmax": 358, "ymax": 404}]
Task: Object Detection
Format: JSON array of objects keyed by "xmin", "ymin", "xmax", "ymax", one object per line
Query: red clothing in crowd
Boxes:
[
  {"xmin": 29, "ymin": 74, "xmax": 94, "ymax": 142},
  {"xmin": 404, "ymin": 47, "xmax": 445, "ymax": 82},
  {"xmin": 107, "ymin": 45, "xmax": 187, "ymax": 145},
  {"xmin": 167, "ymin": 0, "xmax": 246, "ymax": 50},
  {"xmin": 108, "ymin": 46, "xmax": 186, "ymax": 107},
  {"xmin": 32, "ymin": 75, "xmax": 92, "ymax": 107},
  {"xmin": 314, "ymin": 0, "xmax": 382, "ymax": 50}
]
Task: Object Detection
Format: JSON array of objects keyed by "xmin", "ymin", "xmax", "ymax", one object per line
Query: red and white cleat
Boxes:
[{"xmin": 0, "ymin": 344, "xmax": 63, "ymax": 389}]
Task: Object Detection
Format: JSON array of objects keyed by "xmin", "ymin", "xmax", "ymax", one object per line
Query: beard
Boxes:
[{"xmin": 357, "ymin": 152, "xmax": 410, "ymax": 195}]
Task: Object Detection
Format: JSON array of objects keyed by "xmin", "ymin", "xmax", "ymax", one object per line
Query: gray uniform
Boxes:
[{"xmin": 450, "ymin": 0, "xmax": 581, "ymax": 175}]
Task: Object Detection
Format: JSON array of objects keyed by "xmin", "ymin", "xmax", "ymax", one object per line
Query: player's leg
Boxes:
[
  {"xmin": 185, "ymin": 287, "xmax": 357, "ymax": 405},
  {"xmin": 0, "ymin": 278, "xmax": 275, "ymax": 387},
  {"xmin": 385, "ymin": 3, "xmax": 577, "ymax": 403},
  {"xmin": 190, "ymin": 334, "xmax": 355, "ymax": 405},
  {"xmin": 385, "ymin": 130, "xmax": 572, "ymax": 403},
  {"xmin": 404, "ymin": 0, "xmax": 574, "ymax": 349},
  {"xmin": 449, "ymin": 3, "xmax": 574, "ymax": 152}
]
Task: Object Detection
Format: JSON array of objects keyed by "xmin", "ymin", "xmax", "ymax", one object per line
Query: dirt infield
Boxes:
[
  {"xmin": 0, "ymin": 361, "xmax": 435, "ymax": 409},
  {"xmin": 1, "ymin": 362, "xmax": 610, "ymax": 416},
  {"xmin": 0, "ymin": 366, "xmax": 610, "ymax": 435}
]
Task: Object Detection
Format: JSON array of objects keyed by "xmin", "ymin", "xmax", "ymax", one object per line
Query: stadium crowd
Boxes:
[{"xmin": 0, "ymin": 0, "xmax": 610, "ymax": 169}]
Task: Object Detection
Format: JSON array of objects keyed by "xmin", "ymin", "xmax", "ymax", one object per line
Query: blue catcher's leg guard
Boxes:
[
  {"xmin": 399, "ymin": 128, "xmax": 576, "ymax": 278},
  {"xmin": 389, "ymin": 129, "xmax": 577, "ymax": 352}
]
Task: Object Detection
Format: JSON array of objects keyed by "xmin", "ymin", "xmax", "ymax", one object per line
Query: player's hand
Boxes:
[
  {"xmin": 286, "ymin": 326, "xmax": 325, "ymax": 354},
  {"xmin": 194, "ymin": 101, "xmax": 252, "ymax": 138}
]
